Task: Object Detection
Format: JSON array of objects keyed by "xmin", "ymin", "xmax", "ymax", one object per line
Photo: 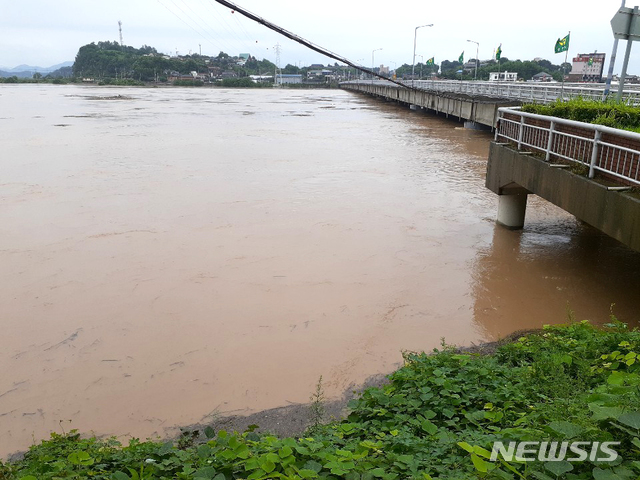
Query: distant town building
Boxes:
[
  {"xmin": 378, "ymin": 65, "xmax": 389, "ymax": 76},
  {"xmin": 276, "ymin": 74, "xmax": 302, "ymax": 84},
  {"xmin": 568, "ymin": 53, "xmax": 606, "ymax": 82},
  {"xmin": 489, "ymin": 71, "xmax": 518, "ymax": 82},
  {"xmin": 532, "ymin": 72, "xmax": 554, "ymax": 82}
]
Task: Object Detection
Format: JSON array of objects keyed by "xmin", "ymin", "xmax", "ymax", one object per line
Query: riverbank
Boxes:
[{"xmin": 3, "ymin": 320, "xmax": 638, "ymax": 479}]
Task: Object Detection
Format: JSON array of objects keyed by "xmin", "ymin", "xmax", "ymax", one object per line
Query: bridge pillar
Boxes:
[
  {"xmin": 464, "ymin": 120, "xmax": 488, "ymax": 130},
  {"xmin": 496, "ymin": 193, "xmax": 528, "ymax": 230}
]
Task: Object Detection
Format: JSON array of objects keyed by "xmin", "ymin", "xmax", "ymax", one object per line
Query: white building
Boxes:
[
  {"xmin": 489, "ymin": 71, "xmax": 518, "ymax": 82},
  {"xmin": 276, "ymin": 74, "xmax": 303, "ymax": 85},
  {"xmin": 568, "ymin": 53, "xmax": 606, "ymax": 83}
]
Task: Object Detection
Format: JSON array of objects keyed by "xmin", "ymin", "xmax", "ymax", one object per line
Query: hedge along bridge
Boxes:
[
  {"xmin": 488, "ymin": 107, "xmax": 640, "ymax": 252},
  {"xmin": 340, "ymin": 80, "xmax": 640, "ymax": 129}
]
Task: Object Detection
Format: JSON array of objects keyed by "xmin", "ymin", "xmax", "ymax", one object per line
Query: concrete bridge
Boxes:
[
  {"xmin": 341, "ymin": 80, "xmax": 640, "ymax": 129},
  {"xmin": 487, "ymin": 107, "xmax": 640, "ymax": 252},
  {"xmin": 341, "ymin": 80, "xmax": 518, "ymax": 129}
]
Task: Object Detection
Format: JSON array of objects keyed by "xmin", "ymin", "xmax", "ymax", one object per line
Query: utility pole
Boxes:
[
  {"xmin": 467, "ymin": 39, "xmax": 479, "ymax": 80},
  {"xmin": 372, "ymin": 48, "xmax": 382, "ymax": 83},
  {"xmin": 118, "ymin": 21, "xmax": 124, "ymax": 46},
  {"xmin": 199, "ymin": 44, "xmax": 202, "ymax": 56},
  {"xmin": 616, "ymin": 5, "xmax": 639, "ymax": 100},
  {"xmin": 604, "ymin": 0, "xmax": 626, "ymax": 99},
  {"xmin": 274, "ymin": 43, "xmax": 281, "ymax": 85}
]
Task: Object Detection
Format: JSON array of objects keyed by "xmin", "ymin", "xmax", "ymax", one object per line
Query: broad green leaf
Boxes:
[
  {"xmin": 261, "ymin": 460, "xmax": 276, "ymax": 474},
  {"xmin": 422, "ymin": 410, "xmax": 437, "ymax": 420},
  {"xmin": 421, "ymin": 419, "xmax": 438, "ymax": 435},
  {"xmin": 247, "ymin": 469, "xmax": 267, "ymax": 480},
  {"xmin": 471, "ymin": 453, "xmax": 488, "ymax": 473},
  {"xmin": 204, "ymin": 426, "xmax": 215, "ymax": 438},
  {"xmin": 193, "ymin": 467, "xmax": 216, "ymax": 479},
  {"xmin": 299, "ymin": 469, "xmax": 319, "ymax": 479},
  {"xmin": 228, "ymin": 436, "xmax": 240, "ymax": 450},
  {"xmin": 592, "ymin": 467, "xmax": 624, "ymax": 480},
  {"xmin": 472, "ymin": 445, "xmax": 492, "ymax": 459},
  {"xmin": 235, "ymin": 443, "xmax": 250, "ymax": 459},
  {"xmin": 266, "ymin": 452, "xmax": 280, "ymax": 464},
  {"xmin": 544, "ymin": 460, "xmax": 573, "ymax": 476},
  {"xmin": 588, "ymin": 403, "xmax": 624, "ymax": 421},
  {"xmin": 197, "ymin": 444, "xmax": 212, "ymax": 459},
  {"xmin": 303, "ymin": 460, "xmax": 323, "ymax": 473},
  {"xmin": 548, "ymin": 421, "xmax": 583, "ymax": 438},
  {"xmin": 111, "ymin": 473, "xmax": 130, "ymax": 480},
  {"xmin": 457, "ymin": 441, "xmax": 474, "ymax": 453},
  {"xmin": 278, "ymin": 446, "xmax": 293, "ymax": 458},
  {"xmin": 607, "ymin": 371, "xmax": 626, "ymax": 385},
  {"xmin": 617, "ymin": 412, "xmax": 640, "ymax": 430}
]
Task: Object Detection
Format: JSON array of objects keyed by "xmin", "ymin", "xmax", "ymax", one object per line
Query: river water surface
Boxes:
[{"xmin": 1, "ymin": 85, "xmax": 639, "ymax": 457}]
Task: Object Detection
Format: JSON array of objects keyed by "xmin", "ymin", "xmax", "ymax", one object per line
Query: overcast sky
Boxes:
[{"xmin": 1, "ymin": 0, "xmax": 637, "ymax": 74}]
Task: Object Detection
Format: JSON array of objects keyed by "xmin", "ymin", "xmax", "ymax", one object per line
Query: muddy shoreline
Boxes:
[{"xmin": 179, "ymin": 330, "xmax": 538, "ymax": 443}]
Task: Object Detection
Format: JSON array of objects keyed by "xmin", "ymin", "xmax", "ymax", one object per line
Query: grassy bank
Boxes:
[
  {"xmin": 521, "ymin": 98, "xmax": 640, "ymax": 133},
  {"xmin": 1, "ymin": 320, "xmax": 639, "ymax": 479}
]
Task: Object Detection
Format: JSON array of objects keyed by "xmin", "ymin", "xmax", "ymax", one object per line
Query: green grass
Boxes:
[
  {"xmin": 2, "ymin": 320, "xmax": 639, "ymax": 479},
  {"xmin": 521, "ymin": 98, "xmax": 640, "ymax": 133}
]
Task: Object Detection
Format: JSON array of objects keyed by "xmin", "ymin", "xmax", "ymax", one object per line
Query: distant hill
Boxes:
[{"xmin": 0, "ymin": 61, "xmax": 73, "ymax": 78}]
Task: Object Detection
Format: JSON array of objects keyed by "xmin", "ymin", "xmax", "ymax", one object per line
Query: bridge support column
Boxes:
[
  {"xmin": 496, "ymin": 193, "xmax": 528, "ymax": 230},
  {"xmin": 464, "ymin": 120, "xmax": 487, "ymax": 130}
]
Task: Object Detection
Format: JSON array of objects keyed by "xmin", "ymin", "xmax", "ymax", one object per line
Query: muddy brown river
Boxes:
[{"xmin": 1, "ymin": 85, "xmax": 639, "ymax": 457}]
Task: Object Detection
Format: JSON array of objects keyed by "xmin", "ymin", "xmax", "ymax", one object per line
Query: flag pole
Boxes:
[{"xmin": 561, "ymin": 31, "xmax": 570, "ymax": 101}]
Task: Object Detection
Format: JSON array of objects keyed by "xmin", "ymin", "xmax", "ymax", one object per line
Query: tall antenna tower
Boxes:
[
  {"xmin": 118, "ymin": 21, "xmax": 124, "ymax": 46},
  {"xmin": 274, "ymin": 43, "xmax": 282, "ymax": 69},
  {"xmin": 273, "ymin": 43, "xmax": 282, "ymax": 86}
]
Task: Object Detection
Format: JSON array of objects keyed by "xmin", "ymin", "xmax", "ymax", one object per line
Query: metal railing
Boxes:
[
  {"xmin": 341, "ymin": 80, "xmax": 640, "ymax": 105},
  {"xmin": 495, "ymin": 107, "xmax": 640, "ymax": 186},
  {"xmin": 410, "ymin": 80, "xmax": 640, "ymax": 105}
]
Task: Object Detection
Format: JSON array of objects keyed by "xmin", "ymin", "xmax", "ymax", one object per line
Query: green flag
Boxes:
[
  {"xmin": 426, "ymin": 57, "xmax": 434, "ymax": 66},
  {"xmin": 555, "ymin": 33, "xmax": 570, "ymax": 53},
  {"xmin": 458, "ymin": 52, "xmax": 464, "ymax": 63},
  {"xmin": 496, "ymin": 44, "xmax": 502, "ymax": 61}
]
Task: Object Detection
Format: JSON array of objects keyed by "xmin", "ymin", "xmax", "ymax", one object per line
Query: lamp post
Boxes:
[
  {"xmin": 416, "ymin": 55, "xmax": 424, "ymax": 79},
  {"xmin": 467, "ymin": 39, "xmax": 479, "ymax": 81},
  {"xmin": 372, "ymin": 48, "xmax": 382, "ymax": 82},
  {"xmin": 412, "ymin": 24, "xmax": 433, "ymax": 86}
]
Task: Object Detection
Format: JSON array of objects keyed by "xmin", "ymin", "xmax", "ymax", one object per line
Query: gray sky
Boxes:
[{"xmin": 1, "ymin": 0, "xmax": 636, "ymax": 74}]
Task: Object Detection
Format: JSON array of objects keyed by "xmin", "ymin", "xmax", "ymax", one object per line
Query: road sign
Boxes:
[{"xmin": 611, "ymin": 6, "xmax": 640, "ymax": 40}]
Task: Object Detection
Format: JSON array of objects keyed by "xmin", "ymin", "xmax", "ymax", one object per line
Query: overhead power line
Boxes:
[{"xmin": 209, "ymin": 0, "xmax": 414, "ymax": 90}]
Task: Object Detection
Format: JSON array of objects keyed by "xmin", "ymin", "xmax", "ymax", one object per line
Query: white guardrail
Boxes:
[
  {"xmin": 495, "ymin": 107, "xmax": 640, "ymax": 186},
  {"xmin": 410, "ymin": 80, "xmax": 640, "ymax": 105},
  {"xmin": 342, "ymin": 80, "xmax": 640, "ymax": 105}
]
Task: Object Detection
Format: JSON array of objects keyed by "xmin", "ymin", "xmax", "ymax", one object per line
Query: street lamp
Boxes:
[
  {"xmin": 467, "ymin": 39, "xmax": 479, "ymax": 81},
  {"xmin": 356, "ymin": 58, "xmax": 365, "ymax": 80},
  {"xmin": 372, "ymin": 48, "xmax": 382, "ymax": 82},
  {"xmin": 389, "ymin": 61, "xmax": 397, "ymax": 78},
  {"xmin": 412, "ymin": 24, "xmax": 433, "ymax": 86}
]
